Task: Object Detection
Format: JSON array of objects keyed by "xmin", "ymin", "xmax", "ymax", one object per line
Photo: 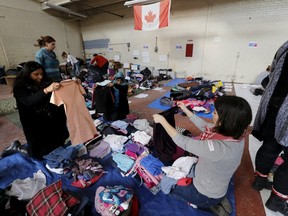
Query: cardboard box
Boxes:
[{"xmin": 5, "ymin": 75, "xmax": 16, "ymax": 91}]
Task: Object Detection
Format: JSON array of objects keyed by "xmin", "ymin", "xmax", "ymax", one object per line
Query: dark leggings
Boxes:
[{"xmin": 255, "ymin": 137, "xmax": 288, "ymax": 194}]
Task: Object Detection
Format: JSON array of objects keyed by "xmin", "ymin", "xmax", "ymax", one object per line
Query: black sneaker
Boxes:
[
  {"xmin": 91, "ymin": 113, "xmax": 101, "ymax": 120},
  {"xmin": 1, "ymin": 140, "xmax": 22, "ymax": 158},
  {"xmin": 252, "ymin": 176, "xmax": 272, "ymax": 191},
  {"xmin": 209, "ymin": 204, "xmax": 230, "ymax": 216},
  {"xmin": 265, "ymin": 193, "xmax": 288, "ymax": 216},
  {"xmin": 2, "ymin": 140, "xmax": 21, "ymax": 152},
  {"xmin": 18, "ymin": 144, "xmax": 28, "ymax": 154},
  {"xmin": 220, "ymin": 197, "xmax": 232, "ymax": 214},
  {"xmin": 11, "ymin": 140, "xmax": 21, "ymax": 149}
]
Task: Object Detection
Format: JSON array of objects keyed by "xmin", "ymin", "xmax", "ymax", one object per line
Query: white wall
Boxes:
[
  {"xmin": 0, "ymin": 0, "xmax": 83, "ymax": 68},
  {"xmin": 2, "ymin": 0, "xmax": 288, "ymax": 83},
  {"xmin": 80, "ymin": 0, "xmax": 288, "ymax": 83}
]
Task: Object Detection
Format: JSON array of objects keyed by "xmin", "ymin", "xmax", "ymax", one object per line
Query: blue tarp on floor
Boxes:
[{"xmin": 0, "ymin": 153, "xmax": 236, "ymax": 216}]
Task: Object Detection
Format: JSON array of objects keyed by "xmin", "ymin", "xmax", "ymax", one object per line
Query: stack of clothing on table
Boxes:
[
  {"xmin": 159, "ymin": 78, "xmax": 226, "ymax": 116},
  {"xmin": 85, "ymin": 116, "xmax": 166, "ymax": 194},
  {"xmin": 85, "ymin": 112, "xmax": 198, "ymax": 196},
  {"xmin": 170, "ymin": 79, "xmax": 225, "ymax": 101}
]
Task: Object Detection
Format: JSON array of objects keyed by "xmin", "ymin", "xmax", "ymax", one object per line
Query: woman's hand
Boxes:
[
  {"xmin": 177, "ymin": 101, "xmax": 193, "ymax": 118},
  {"xmin": 74, "ymin": 78, "xmax": 81, "ymax": 85},
  {"xmin": 153, "ymin": 114, "xmax": 177, "ymax": 138},
  {"xmin": 177, "ymin": 102, "xmax": 187, "ymax": 111},
  {"xmin": 107, "ymin": 82, "xmax": 114, "ymax": 87},
  {"xmin": 44, "ymin": 82, "xmax": 61, "ymax": 93},
  {"xmin": 92, "ymin": 83, "xmax": 97, "ymax": 89},
  {"xmin": 153, "ymin": 114, "xmax": 166, "ymax": 124}
]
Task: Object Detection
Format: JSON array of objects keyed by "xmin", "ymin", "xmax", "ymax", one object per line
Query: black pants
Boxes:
[
  {"xmin": 255, "ymin": 137, "xmax": 288, "ymax": 194},
  {"xmin": 99, "ymin": 61, "xmax": 109, "ymax": 77}
]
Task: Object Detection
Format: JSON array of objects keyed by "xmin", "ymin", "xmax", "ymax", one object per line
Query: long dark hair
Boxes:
[
  {"xmin": 37, "ymin": 36, "xmax": 56, "ymax": 48},
  {"xmin": 62, "ymin": 52, "xmax": 68, "ymax": 58},
  {"xmin": 13, "ymin": 61, "xmax": 51, "ymax": 90},
  {"xmin": 214, "ymin": 95, "xmax": 252, "ymax": 139}
]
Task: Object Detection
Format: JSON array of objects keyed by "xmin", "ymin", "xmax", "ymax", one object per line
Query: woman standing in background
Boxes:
[
  {"xmin": 61, "ymin": 51, "xmax": 80, "ymax": 78},
  {"xmin": 35, "ymin": 36, "xmax": 61, "ymax": 82},
  {"xmin": 252, "ymin": 40, "xmax": 288, "ymax": 216}
]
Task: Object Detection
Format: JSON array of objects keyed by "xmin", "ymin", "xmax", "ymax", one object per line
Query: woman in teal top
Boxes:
[{"xmin": 35, "ymin": 36, "xmax": 61, "ymax": 81}]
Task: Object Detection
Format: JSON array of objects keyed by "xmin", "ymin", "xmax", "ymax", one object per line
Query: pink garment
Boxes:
[
  {"xmin": 275, "ymin": 156, "xmax": 284, "ymax": 165},
  {"xmin": 50, "ymin": 80, "xmax": 97, "ymax": 145}
]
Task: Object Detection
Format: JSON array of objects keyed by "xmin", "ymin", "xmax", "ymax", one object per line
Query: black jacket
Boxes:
[{"xmin": 94, "ymin": 83, "xmax": 129, "ymax": 121}]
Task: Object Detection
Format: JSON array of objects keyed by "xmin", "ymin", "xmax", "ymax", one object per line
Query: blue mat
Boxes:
[
  {"xmin": 147, "ymin": 91, "xmax": 172, "ymax": 110},
  {"xmin": 164, "ymin": 78, "xmax": 186, "ymax": 87},
  {"xmin": 0, "ymin": 153, "xmax": 236, "ymax": 216},
  {"xmin": 147, "ymin": 92, "xmax": 214, "ymax": 119}
]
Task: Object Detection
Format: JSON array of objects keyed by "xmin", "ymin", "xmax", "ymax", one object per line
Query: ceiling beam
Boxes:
[
  {"xmin": 70, "ymin": 0, "xmax": 124, "ymax": 18},
  {"xmin": 124, "ymin": 0, "xmax": 160, "ymax": 7},
  {"xmin": 42, "ymin": 1, "xmax": 87, "ymax": 19}
]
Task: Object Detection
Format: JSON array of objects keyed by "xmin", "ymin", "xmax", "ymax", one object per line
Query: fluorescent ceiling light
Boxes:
[
  {"xmin": 124, "ymin": 0, "xmax": 160, "ymax": 7},
  {"xmin": 43, "ymin": 1, "xmax": 87, "ymax": 18}
]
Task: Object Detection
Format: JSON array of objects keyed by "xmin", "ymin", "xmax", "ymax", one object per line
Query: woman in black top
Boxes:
[
  {"xmin": 252, "ymin": 41, "xmax": 288, "ymax": 215},
  {"xmin": 13, "ymin": 61, "xmax": 69, "ymax": 159}
]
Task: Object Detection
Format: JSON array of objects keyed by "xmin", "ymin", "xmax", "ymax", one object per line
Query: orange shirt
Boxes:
[
  {"xmin": 50, "ymin": 80, "xmax": 98, "ymax": 145},
  {"xmin": 90, "ymin": 55, "xmax": 108, "ymax": 68}
]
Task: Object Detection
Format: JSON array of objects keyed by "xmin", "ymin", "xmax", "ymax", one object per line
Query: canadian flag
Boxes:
[{"xmin": 134, "ymin": 0, "xmax": 171, "ymax": 31}]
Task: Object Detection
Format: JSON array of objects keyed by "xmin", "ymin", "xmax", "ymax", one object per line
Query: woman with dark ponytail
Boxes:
[
  {"xmin": 13, "ymin": 61, "xmax": 68, "ymax": 159},
  {"xmin": 35, "ymin": 36, "xmax": 61, "ymax": 82}
]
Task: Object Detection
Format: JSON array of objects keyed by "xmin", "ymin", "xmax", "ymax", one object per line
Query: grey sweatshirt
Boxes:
[{"xmin": 172, "ymin": 115, "xmax": 244, "ymax": 198}]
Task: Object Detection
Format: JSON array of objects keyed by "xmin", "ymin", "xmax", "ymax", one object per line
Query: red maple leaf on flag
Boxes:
[{"xmin": 145, "ymin": 11, "xmax": 156, "ymax": 23}]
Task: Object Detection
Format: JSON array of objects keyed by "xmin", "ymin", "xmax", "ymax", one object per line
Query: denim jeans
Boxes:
[
  {"xmin": 73, "ymin": 62, "xmax": 81, "ymax": 77},
  {"xmin": 168, "ymin": 182, "xmax": 223, "ymax": 207}
]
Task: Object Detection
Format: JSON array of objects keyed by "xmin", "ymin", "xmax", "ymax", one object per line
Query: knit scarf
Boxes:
[
  {"xmin": 253, "ymin": 40, "xmax": 288, "ymax": 147},
  {"xmin": 195, "ymin": 126, "xmax": 239, "ymax": 142}
]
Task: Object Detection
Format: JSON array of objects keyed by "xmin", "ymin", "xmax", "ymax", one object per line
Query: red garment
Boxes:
[
  {"xmin": 71, "ymin": 173, "xmax": 103, "ymax": 188},
  {"xmin": 90, "ymin": 55, "xmax": 108, "ymax": 68},
  {"xmin": 177, "ymin": 177, "xmax": 192, "ymax": 186},
  {"xmin": 130, "ymin": 196, "xmax": 139, "ymax": 216},
  {"xmin": 26, "ymin": 180, "xmax": 79, "ymax": 216}
]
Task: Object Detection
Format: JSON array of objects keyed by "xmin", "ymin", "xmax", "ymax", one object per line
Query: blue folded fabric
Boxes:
[
  {"xmin": 112, "ymin": 153, "xmax": 135, "ymax": 173},
  {"xmin": 140, "ymin": 154, "xmax": 164, "ymax": 176}
]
